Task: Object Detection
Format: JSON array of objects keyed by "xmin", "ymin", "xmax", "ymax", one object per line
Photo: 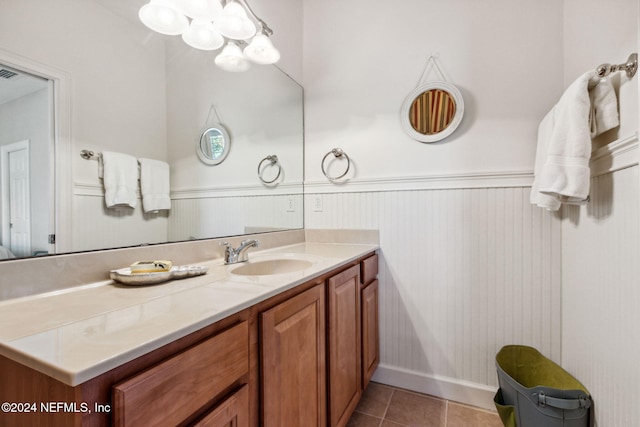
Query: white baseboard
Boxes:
[{"xmin": 371, "ymin": 364, "xmax": 498, "ymax": 411}]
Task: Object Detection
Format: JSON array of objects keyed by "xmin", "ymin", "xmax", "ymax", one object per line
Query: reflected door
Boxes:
[{"xmin": 1, "ymin": 140, "xmax": 30, "ymax": 256}]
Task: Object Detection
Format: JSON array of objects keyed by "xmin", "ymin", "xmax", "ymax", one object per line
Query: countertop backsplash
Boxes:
[{"xmin": 0, "ymin": 229, "xmax": 379, "ymax": 302}]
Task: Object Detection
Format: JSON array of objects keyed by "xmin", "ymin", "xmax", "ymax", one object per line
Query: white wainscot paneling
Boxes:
[
  {"xmin": 72, "ymin": 194, "xmax": 168, "ymax": 252},
  {"xmin": 562, "ymin": 166, "xmax": 640, "ymax": 426},
  {"xmin": 169, "ymin": 194, "xmax": 304, "ymax": 241},
  {"xmin": 305, "ymin": 186, "xmax": 562, "ymax": 409}
]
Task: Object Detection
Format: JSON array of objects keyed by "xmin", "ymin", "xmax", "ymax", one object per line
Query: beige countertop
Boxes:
[{"xmin": 0, "ymin": 242, "xmax": 378, "ymax": 386}]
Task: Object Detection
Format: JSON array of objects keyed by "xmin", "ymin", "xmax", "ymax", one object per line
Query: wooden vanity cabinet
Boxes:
[
  {"xmin": 360, "ymin": 254, "xmax": 379, "ymax": 388},
  {"xmin": 260, "ymin": 284, "xmax": 326, "ymax": 427},
  {"xmin": 0, "ymin": 309, "xmax": 252, "ymax": 427},
  {"xmin": 0, "ymin": 251, "xmax": 378, "ymax": 427},
  {"xmin": 327, "ymin": 265, "xmax": 361, "ymax": 427},
  {"xmin": 259, "ymin": 252, "xmax": 379, "ymax": 427}
]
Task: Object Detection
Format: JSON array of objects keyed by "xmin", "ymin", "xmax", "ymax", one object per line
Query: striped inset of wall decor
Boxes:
[{"xmin": 409, "ymin": 89, "xmax": 456, "ymax": 135}]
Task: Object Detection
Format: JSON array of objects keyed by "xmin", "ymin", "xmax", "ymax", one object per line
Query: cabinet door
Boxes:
[
  {"xmin": 327, "ymin": 265, "xmax": 361, "ymax": 427},
  {"xmin": 362, "ymin": 279, "xmax": 379, "ymax": 389},
  {"xmin": 193, "ymin": 385, "xmax": 249, "ymax": 427},
  {"xmin": 261, "ymin": 284, "xmax": 326, "ymax": 427}
]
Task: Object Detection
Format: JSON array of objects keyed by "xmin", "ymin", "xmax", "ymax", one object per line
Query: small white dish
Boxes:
[{"xmin": 110, "ymin": 265, "xmax": 208, "ymax": 286}]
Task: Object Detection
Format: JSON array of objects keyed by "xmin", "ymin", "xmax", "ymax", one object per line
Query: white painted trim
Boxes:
[
  {"xmin": 171, "ymin": 182, "xmax": 303, "ymax": 199},
  {"xmin": 305, "ymin": 136, "xmax": 638, "ymax": 194},
  {"xmin": 371, "ymin": 364, "xmax": 498, "ymax": 411},
  {"xmin": 590, "ymin": 133, "xmax": 639, "ymax": 177},
  {"xmin": 73, "ymin": 181, "xmax": 304, "ymax": 198},
  {"xmin": 305, "ymin": 171, "xmax": 534, "ymax": 194}
]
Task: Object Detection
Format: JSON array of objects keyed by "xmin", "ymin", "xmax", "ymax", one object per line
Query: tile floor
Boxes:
[{"xmin": 347, "ymin": 382, "xmax": 503, "ymax": 427}]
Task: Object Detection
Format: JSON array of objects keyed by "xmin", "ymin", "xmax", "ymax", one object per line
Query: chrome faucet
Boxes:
[{"xmin": 220, "ymin": 239, "xmax": 260, "ymax": 264}]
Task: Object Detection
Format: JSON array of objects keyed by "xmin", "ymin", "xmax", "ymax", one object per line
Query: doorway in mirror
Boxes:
[{"xmin": 0, "ymin": 64, "xmax": 53, "ymax": 259}]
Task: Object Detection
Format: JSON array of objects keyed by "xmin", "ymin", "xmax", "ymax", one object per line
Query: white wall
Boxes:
[
  {"xmin": 303, "ymin": 0, "xmax": 565, "ymax": 409},
  {"xmin": 561, "ymin": 1, "xmax": 640, "ymax": 425},
  {"xmin": 303, "ymin": 0, "xmax": 564, "ymax": 183}
]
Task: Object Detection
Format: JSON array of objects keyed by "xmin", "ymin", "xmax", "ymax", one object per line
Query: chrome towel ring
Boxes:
[
  {"xmin": 258, "ymin": 155, "xmax": 281, "ymax": 184},
  {"xmin": 321, "ymin": 148, "xmax": 350, "ymax": 182}
]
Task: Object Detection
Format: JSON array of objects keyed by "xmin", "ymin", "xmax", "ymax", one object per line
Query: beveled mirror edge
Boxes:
[{"xmin": 400, "ymin": 81, "xmax": 464, "ymax": 143}]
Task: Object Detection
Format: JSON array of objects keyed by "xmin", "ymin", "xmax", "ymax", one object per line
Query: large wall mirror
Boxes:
[{"xmin": 0, "ymin": 0, "xmax": 304, "ymax": 260}]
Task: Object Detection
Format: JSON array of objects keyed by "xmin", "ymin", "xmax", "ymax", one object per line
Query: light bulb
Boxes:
[
  {"xmin": 182, "ymin": 20, "xmax": 224, "ymax": 50},
  {"xmin": 181, "ymin": 0, "xmax": 222, "ymax": 21},
  {"xmin": 244, "ymin": 33, "xmax": 280, "ymax": 64},
  {"xmin": 215, "ymin": 41, "xmax": 251, "ymax": 72},
  {"xmin": 138, "ymin": 0, "xmax": 188, "ymax": 35},
  {"xmin": 213, "ymin": 1, "xmax": 256, "ymax": 40}
]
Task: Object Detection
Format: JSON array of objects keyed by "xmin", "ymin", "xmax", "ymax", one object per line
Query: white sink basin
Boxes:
[{"xmin": 230, "ymin": 259, "xmax": 314, "ymax": 276}]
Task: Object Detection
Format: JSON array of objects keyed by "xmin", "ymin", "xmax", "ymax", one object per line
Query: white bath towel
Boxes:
[
  {"xmin": 138, "ymin": 158, "xmax": 171, "ymax": 213},
  {"xmin": 101, "ymin": 151, "xmax": 138, "ymax": 209},
  {"xmin": 530, "ymin": 72, "xmax": 619, "ymax": 211}
]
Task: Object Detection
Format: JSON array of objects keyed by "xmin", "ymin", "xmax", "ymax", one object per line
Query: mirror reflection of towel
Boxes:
[
  {"xmin": 102, "ymin": 151, "xmax": 138, "ymax": 209},
  {"xmin": 138, "ymin": 158, "xmax": 171, "ymax": 213}
]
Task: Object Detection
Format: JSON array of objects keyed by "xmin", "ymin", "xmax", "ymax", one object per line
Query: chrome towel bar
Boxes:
[
  {"xmin": 596, "ymin": 53, "xmax": 637, "ymax": 78},
  {"xmin": 321, "ymin": 148, "xmax": 351, "ymax": 182}
]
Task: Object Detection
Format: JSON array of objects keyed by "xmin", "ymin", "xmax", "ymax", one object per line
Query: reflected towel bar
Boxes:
[
  {"xmin": 258, "ymin": 155, "xmax": 281, "ymax": 185},
  {"xmin": 80, "ymin": 150, "xmax": 142, "ymax": 178},
  {"xmin": 80, "ymin": 149, "xmax": 102, "ymax": 160}
]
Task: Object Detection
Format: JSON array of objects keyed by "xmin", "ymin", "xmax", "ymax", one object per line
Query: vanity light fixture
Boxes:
[
  {"xmin": 243, "ymin": 31, "xmax": 280, "ymax": 64},
  {"xmin": 215, "ymin": 41, "xmax": 251, "ymax": 72},
  {"xmin": 138, "ymin": 0, "xmax": 280, "ymax": 72}
]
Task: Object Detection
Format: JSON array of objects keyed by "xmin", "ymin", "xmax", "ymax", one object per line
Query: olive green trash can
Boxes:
[{"xmin": 494, "ymin": 345, "xmax": 591, "ymax": 427}]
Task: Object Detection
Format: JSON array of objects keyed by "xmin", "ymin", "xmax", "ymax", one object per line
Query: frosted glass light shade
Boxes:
[
  {"xmin": 244, "ymin": 34, "xmax": 280, "ymax": 64},
  {"xmin": 215, "ymin": 42, "xmax": 251, "ymax": 72},
  {"xmin": 182, "ymin": 20, "xmax": 224, "ymax": 50},
  {"xmin": 138, "ymin": 0, "xmax": 188, "ymax": 35},
  {"xmin": 181, "ymin": 0, "xmax": 222, "ymax": 21},
  {"xmin": 214, "ymin": 2, "xmax": 256, "ymax": 40}
]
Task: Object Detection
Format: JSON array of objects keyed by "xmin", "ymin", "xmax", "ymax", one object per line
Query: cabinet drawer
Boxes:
[
  {"xmin": 361, "ymin": 254, "xmax": 378, "ymax": 285},
  {"xmin": 193, "ymin": 385, "xmax": 249, "ymax": 427},
  {"xmin": 113, "ymin": 321, "xmax": 249, "ymax": 427}
]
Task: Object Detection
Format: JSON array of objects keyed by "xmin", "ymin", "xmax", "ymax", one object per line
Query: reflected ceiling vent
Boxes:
[{"xmin": 0, "ymin": 69, "xmax": 19, "ymax": 79}]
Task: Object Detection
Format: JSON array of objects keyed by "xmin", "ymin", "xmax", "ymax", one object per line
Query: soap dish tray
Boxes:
[{"xmin": 110, "ymin": 265, "xmax": 208, "ymax": 286}]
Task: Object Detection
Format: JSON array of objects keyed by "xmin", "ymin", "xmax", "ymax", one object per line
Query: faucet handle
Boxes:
[{"xmin": 219, "ymin": 242, "xmax": 235, "ymax": 264}]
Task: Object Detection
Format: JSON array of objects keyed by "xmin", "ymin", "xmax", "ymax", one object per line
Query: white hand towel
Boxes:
[
  {"xmin": 589, "ymin": 78, "xmax": 619, "ymax": 138},
  {"xmin": 530, "ymin": 72, "xmax": 619, "ymax": 211},
  {"xmin": 138, "ymin": 158, "xmax": 171, "ymax": 213},
  {"xmin": 102, "ymin": 151, "xmax": 138, "ymax": 209}
]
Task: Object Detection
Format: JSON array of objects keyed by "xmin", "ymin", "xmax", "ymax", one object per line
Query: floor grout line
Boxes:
[
  {"xmin": 443, "ymin": 399, "xmax": 449, "ymax": 427},
  {"xmin": 381, "ymin": 386, "xmax": 394, "ymax": 421}
]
